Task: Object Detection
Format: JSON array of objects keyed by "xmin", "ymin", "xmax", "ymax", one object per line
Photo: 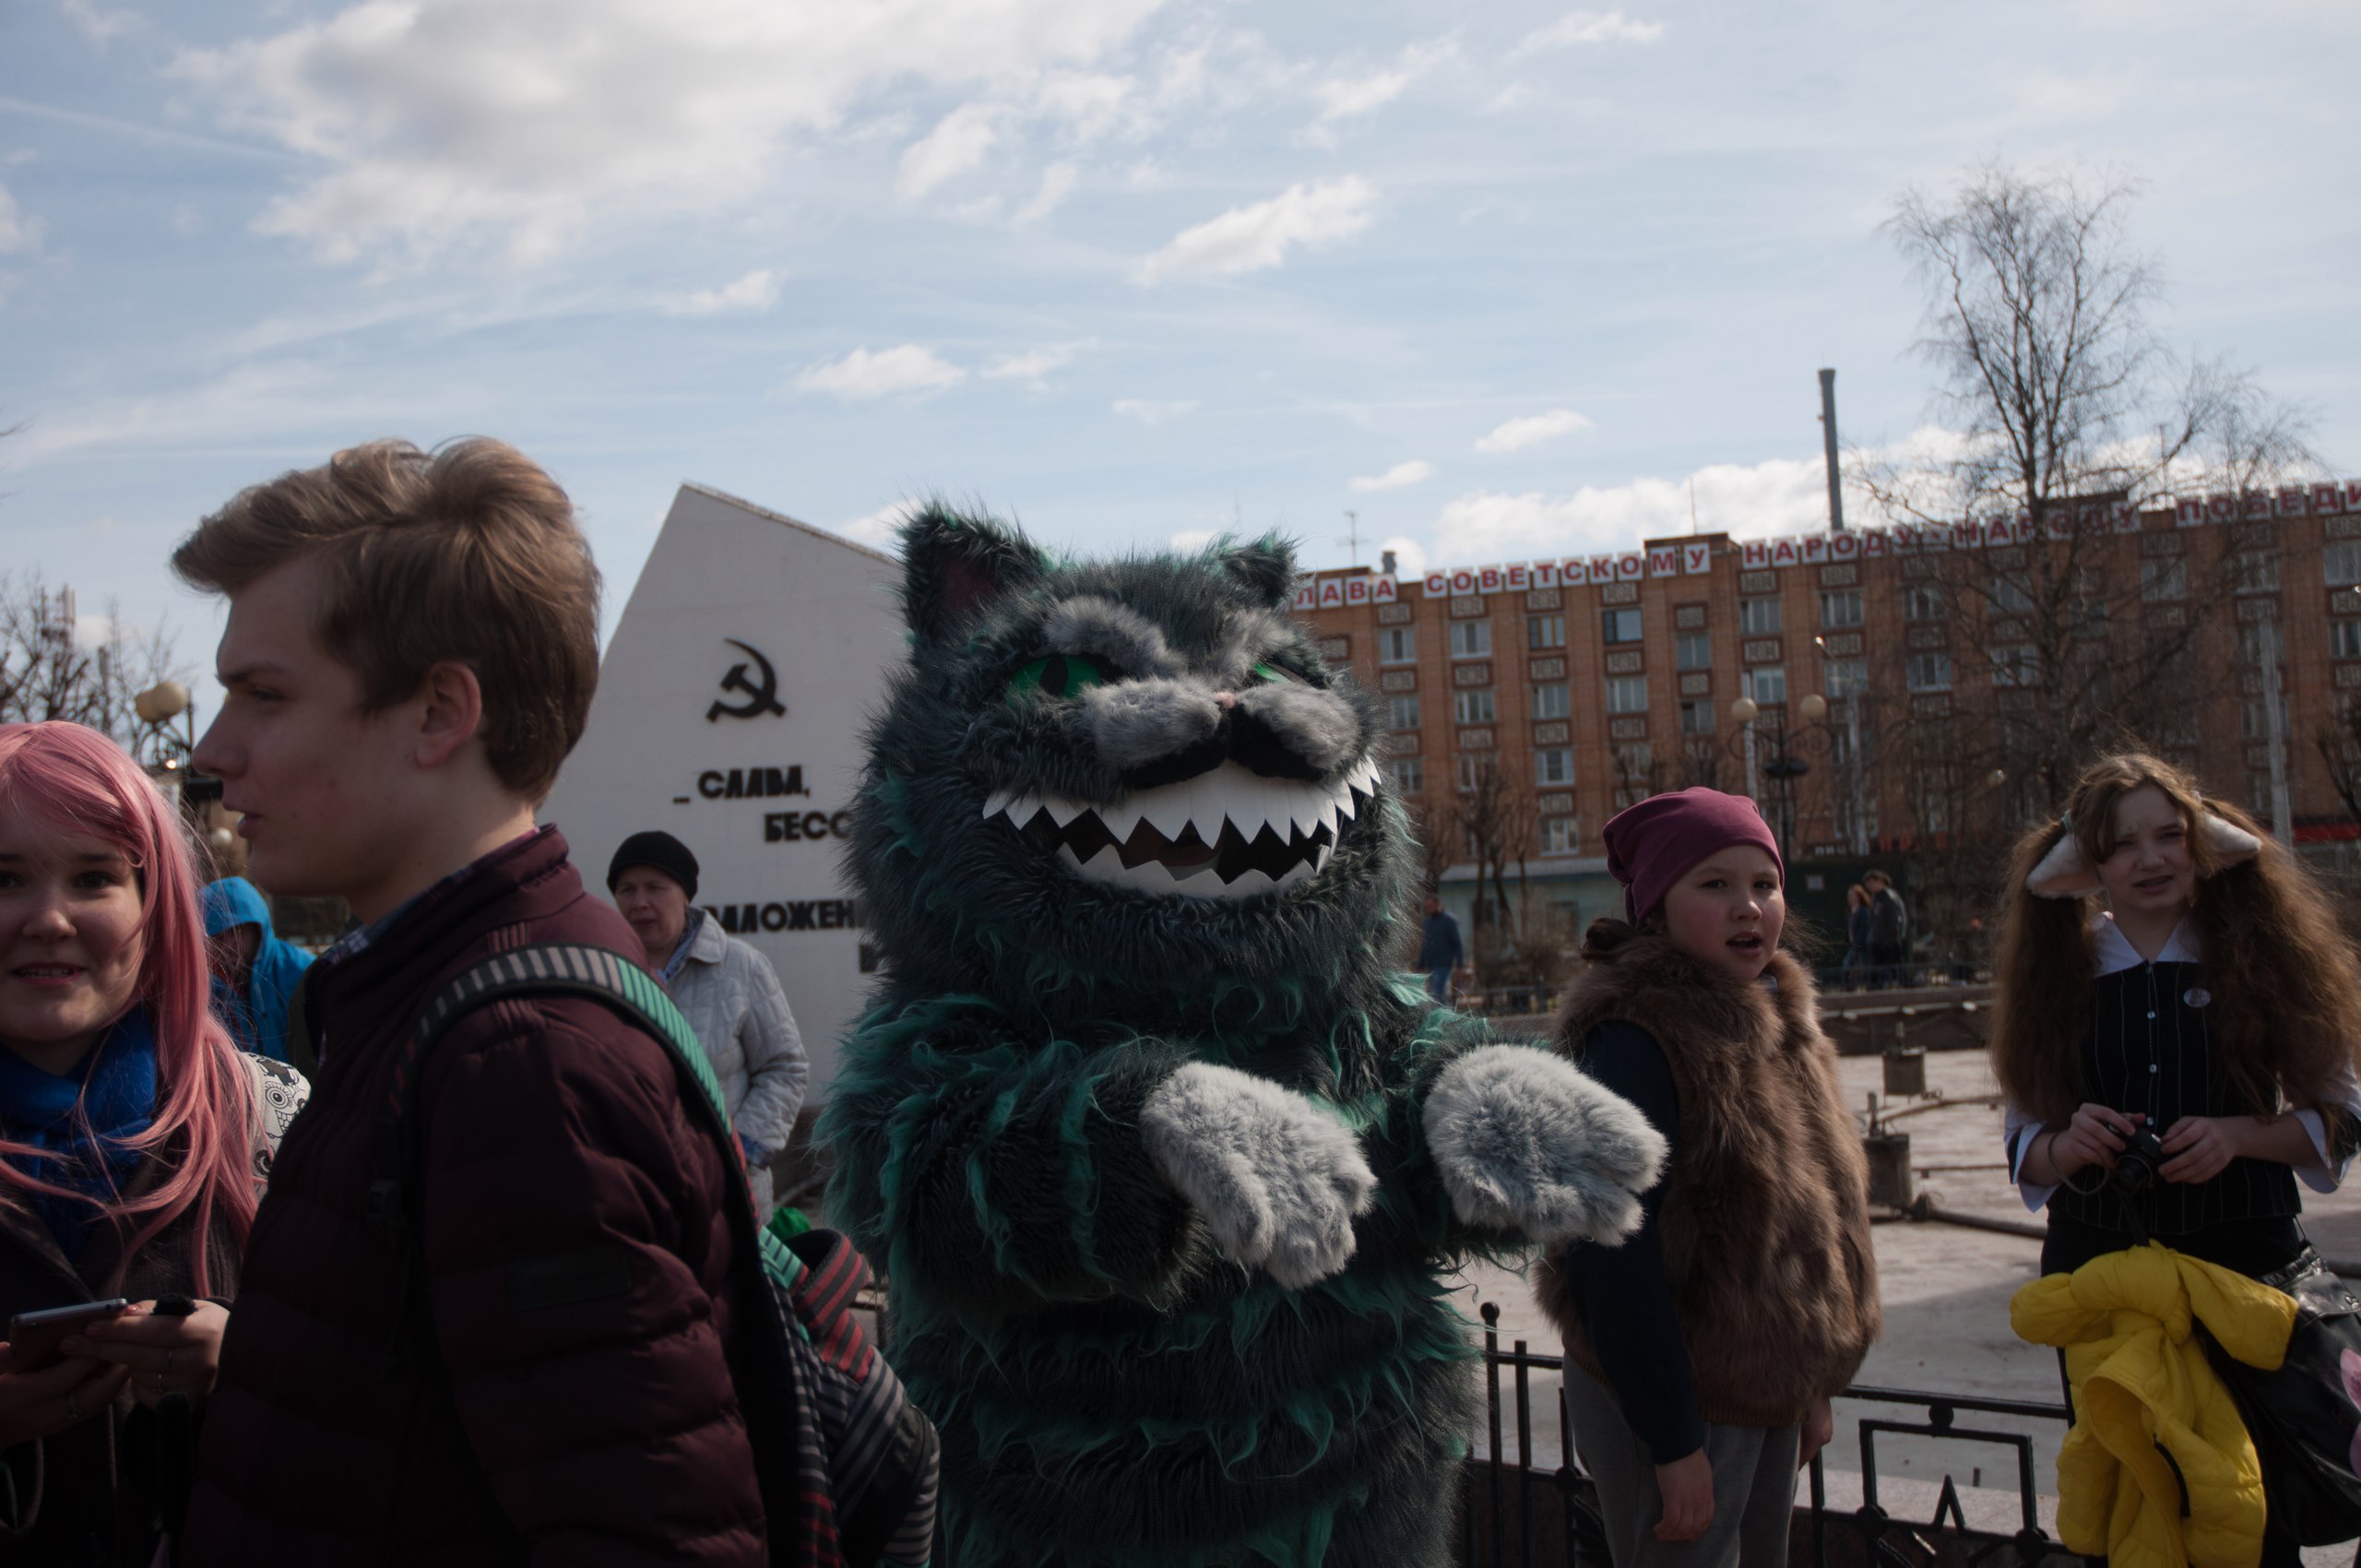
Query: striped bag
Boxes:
[{"xmin": 366, "ymin": 943, "xmax": 939, "ymax": 1568}]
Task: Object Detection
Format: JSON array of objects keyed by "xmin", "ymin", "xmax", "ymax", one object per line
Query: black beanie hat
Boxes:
[{"xmin": 607, "ymin": 831, "xmax": 699, "ymax": 901}]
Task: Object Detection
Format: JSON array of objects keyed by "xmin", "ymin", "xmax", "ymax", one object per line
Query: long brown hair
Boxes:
[{"xmin": 1988, "ymin": 752, "xmax": 2361, "ymax": 1127}]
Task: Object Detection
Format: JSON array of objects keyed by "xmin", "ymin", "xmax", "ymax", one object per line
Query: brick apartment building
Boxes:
[{"xmin": 1292, "ymin": 481, "xmax": 2361, "ymax": 942}]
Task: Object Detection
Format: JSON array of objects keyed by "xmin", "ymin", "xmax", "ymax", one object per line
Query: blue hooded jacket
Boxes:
[{"xmin": 201, "ymin": 877, "xmax": 314, "ymax": 1063}]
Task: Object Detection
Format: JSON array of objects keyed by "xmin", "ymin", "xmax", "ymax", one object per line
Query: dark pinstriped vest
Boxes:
[{"xmin": 2047, "ymin": 956, "xmax": 2299, "ymax": 1237}]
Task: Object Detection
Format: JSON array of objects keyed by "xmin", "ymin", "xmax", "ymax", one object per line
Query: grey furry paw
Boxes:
[
  {"xmin": 1141, "ymin": 1063, "xmax": 1378, "ymax": 1289},
  {"xmin": 1422, "ymin": 1045, "xmax": 1667, "ymax": 1246}
]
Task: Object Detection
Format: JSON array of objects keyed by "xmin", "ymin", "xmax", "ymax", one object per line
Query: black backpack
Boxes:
[{"xmin": 365, "ymin": 943, "xmax": 938, "ymax": 1568}]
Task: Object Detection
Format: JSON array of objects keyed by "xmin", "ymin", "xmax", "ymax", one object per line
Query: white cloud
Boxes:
[
  {"xmin": 1349, "ymin": 459, "xmax": 1435, "ymax": 493},
  {"xmin": 1474, "ymin": 408, "xmax": 1593, "ymax": 453},
  {"xmin": 1512, "ymin": 10, "xmax": 1665, "ymax": 56},
  {"xmin": 61, "ymin": 0, "xmax": 137, "ymax": 45},
  {"xmin": 1134, "ymin": 175, "xmax": 1376, "ymax": 284},
  {"xmin": 1308, "ymin": 38, "xmax": 1454, "ymax": 137},
  {"xmin": 838, "ymin": 503, "xmax": 913, "ymax": 546},
  {"xmin": 1427, "ymin": 455, "xmax": 1882, "ymax": 564},
  {"xmin": 796, "ymin": 344, "xmax": 967, "ymax": 400},
  {"xmin": 1112, "ymin": 398, "xmax": 1195, "ymax": 425},
  {"xmin": 0, "ymin": 184, "xmax": 42, "ymax": 253},
  {"xmin": 658, "ymin": 267, "xmax": 783, "ymax": 315},
  {"xmin": 982, "ymin": 339, "xmax": 1091, "ymax": 385},
  {"xmin": 170, "ymin": 0, "xmax": 1169, "ymax": 264},
  {"xmin": 896, "ymin": 103, "xmax": 1003, "ymax": 200},
  {"xmin": 1169, "ymin": 528, "xmax": 1218, "ymax": 551},
  {"xmin": 1012, "ymin": 160, "xmax": 1079, "ymax": 225}
]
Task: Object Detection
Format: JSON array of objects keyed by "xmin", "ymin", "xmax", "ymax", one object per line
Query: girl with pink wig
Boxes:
[{"xmin": 0, "ymin": 720, "xmax": 307, "ymax": 1565}]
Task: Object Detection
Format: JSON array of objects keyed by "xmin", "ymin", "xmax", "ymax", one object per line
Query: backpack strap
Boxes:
[
  {"xmin": 364, "ymin": 944, "xmax": 844, "ymax": 1565},
  {"xmin": 366, "ymin": 944, "xmax": 804, "ymax": 1301}
]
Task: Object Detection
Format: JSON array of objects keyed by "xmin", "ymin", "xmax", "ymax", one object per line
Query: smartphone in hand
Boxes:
[{"xmin": 8, "ymin": 1300, "xmax": 129, "ymax": 1373}]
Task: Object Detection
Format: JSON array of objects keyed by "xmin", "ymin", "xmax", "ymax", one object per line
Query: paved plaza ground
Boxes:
[{"xmin": 1445, "ymin": 1048, "xmax": 2361, "ymax": 1557}]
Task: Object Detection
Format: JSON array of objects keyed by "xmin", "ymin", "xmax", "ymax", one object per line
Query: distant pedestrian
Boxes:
[
  {"xmin": 198, "ymin": 877, "xmax": 312, "ymax": 1063},
  {"xmin": 609, "ymin": 831, "xmax": 808, "ymax": 1214},
  {"xmin": 1540, "ymin": 788, "xmax": 1878, "ymax": 1566},
  {"xmin": 1417, "ymin": 894, "xmax": 1464, "ymax": 1004},
  {"xmin": 1843, "ymin": 883, "xmax": 1872, "ymax": 989},
  {"xmin": 1863, "ymin": 870, "xmax": 1908, "ymax": 988}
]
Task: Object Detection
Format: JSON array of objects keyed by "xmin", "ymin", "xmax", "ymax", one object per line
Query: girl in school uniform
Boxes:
[
  {"xmin": 1992, "ymin": 752, "xmax": 2361, "ymax": 1566},
  {"xmin": 1536, "ymin": 788, "xmax": 1880, "ymax": 1568}
]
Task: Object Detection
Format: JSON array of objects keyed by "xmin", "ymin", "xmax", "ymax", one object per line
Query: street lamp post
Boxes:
[{"xmin": 1729, "ymin": 695, "xmax": 1760, "ymax": 802}]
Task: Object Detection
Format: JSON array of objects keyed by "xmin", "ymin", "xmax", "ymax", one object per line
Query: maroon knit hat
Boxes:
[{"xmin": 1601, "ymin": 788, "xmax": 1784, "ymax": 923}]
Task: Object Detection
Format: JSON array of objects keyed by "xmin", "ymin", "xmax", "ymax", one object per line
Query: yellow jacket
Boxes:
[{"xmin": 2012, "ymin": 1242, "xmax": 2296, "ymax": 1568}]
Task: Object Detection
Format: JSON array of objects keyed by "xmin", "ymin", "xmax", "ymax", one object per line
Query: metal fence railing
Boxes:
[
  {"xmin": 858, "ymin": 1289, "xmax": 2085, "ymax": 1567},
  {"xmin": 1459, "ymin": 1302, "xmax": 2079, "ymax": 1568}
]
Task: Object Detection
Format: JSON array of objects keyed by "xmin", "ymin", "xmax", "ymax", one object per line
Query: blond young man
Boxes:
[{"xmin": 172, "ymin": 441, "xmax": 765, "ymax": 1566}]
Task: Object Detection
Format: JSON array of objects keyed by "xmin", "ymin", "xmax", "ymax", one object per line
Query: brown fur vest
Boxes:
[{"xmin": 1536, "ymin": 938, "xmax": 1880, "ymax": 1426}]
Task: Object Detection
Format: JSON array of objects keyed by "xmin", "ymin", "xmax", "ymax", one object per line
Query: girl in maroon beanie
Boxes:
[{"xmin": 1531, "ymin": 789, "xmax": 1879, "ymax": 1568}]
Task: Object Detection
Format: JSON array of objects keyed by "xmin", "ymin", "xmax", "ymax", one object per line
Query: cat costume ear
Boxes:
[
  {"xmin": 2026, "ymin": 808, "xmax": 2264, "ymax": 898},
  {"xmin": 897, "ymin": 503, "xmax": 1048, "ymax": 647}
]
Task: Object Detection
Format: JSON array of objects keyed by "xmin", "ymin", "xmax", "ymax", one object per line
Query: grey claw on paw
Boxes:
[
  {"xmin": 1142, "ymin": 1062, "xmax": 1377, "ymax": 1287},
  {"xmin": 1423, "ymin": 1044, "xmax": 1667, "ymax": 1247}
]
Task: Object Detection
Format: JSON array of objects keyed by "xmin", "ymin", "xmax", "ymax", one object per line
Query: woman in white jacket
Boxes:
[{"xmin": 608, "ymin": 832, "xmax": 809, "ymax": 1213}]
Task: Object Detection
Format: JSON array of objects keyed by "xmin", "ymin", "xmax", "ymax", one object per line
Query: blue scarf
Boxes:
[
  {"xmin": 660, "ymin": 907, "xmax": 706, "ymax": 987},
  {"xmin": 0, "ymin": 1009, "xmax": 160, "ymax": 1260}
]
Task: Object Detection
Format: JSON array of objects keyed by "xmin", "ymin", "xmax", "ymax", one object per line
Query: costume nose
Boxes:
[{"xmin": 1214, "ymin": 692, "xmax": 1239, "ymax": 711}]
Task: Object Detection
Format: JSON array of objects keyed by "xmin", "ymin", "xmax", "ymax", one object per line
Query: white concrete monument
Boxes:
[{"xmin": 546, "ymin": 482, "xmax": 903, "ymax": 1098}]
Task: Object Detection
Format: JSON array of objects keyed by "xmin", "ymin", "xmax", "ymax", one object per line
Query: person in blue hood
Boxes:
[{"xmin": 199, "ymin": 878, "xmax": 313, "ymax": 1063}]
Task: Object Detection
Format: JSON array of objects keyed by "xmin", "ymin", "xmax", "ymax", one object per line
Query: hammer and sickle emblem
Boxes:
[{"xmin": 706, "ymin": 638, "xmax": 788, "ymax": 723}]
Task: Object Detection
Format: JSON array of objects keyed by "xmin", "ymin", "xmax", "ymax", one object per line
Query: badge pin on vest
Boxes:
[{"xmin": 2185, "ymin": 988, "xmax": 2212, "ymax": 1008}]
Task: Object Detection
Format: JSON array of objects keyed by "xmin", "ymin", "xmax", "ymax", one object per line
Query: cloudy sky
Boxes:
[{"xmin": 2, "ymin": 0, "xmax": 2355, "ymax": 672}]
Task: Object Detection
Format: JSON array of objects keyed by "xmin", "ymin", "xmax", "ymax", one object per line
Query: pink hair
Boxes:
[{"xmin": 0, "ymin": 721, "xmax": 255, "ymax": 1292}]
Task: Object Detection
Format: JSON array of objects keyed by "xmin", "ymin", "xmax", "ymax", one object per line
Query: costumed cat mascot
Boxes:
[{"xmin": 822, "ymin": 506, "xmax": 1666, "ymax": 1568}]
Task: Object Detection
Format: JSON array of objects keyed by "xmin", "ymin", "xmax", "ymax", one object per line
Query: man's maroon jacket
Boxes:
[{"xmin": 180, "ymin": 828, "xmax": 766, "ymax": 1565}]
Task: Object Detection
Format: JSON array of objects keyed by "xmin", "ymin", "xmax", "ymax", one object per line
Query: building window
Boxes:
[
  {"xmin": 1739, "ymin": 598, "xmax": 1782, "ymax": 636},
  {"xmin": 1989, "ymin": 643, "xmax": 2039, "ymax": 687},
  {"xmin": 1528, "ymin": 613, "xmax": 1566, "ymax": 650},
  {"xmin": 1453, "ymin": 687, "xmax": 1496, "ymax": 725},
  {"xmin": 1992, "ymin": 577, "xmax": 2034, "ymax": 613},
  {"xmin": 1906, "ymin": 584, "xmax": 1945, "ymax": 623},
  {"xmin": 1823, "ymin": 659, "xmax": 1869, "ymax": 699},
  {"xmin": 2230, "ymin": 549, "xmax": 2281, "ymax": 594},
  {"xmin": 1378, "ymin": 626, "xmax": 1417, "ymax": 664},
  {"xmin": 1386, "ymin": 756, "xmax": 1424, "ymax": 796},
  {"xmin": 1530, "ymin": 682, "xmax": 1571, "ymax": 720},
  {"xmin": 1602, "ymin": 607, "xmax": 1644, "ymax": 645},
  {"xmin": 2334, "ymin": 620, "xmax": 2361, "ymax": 661},
  {"xmin": 1449, "ymin": 620, "xmax": 1492, "ymax": 659},
  {"xmin": 1540, "ymin": 817, "xmax": 1578, "ymax": 855},
  {"xmin": 1387, "ymin": 694, "xmax": 1421, "ymax": 731},
  {"xmin": 1747, "ymin": 666, "xmax": 1786, "ymax": 705},
  {"xmin": 1455, "ymin": 754, "xmax": 1482, "ymax": 791},
  {"xmin": 2243, "ymin": 699, "xmax": 2272, "ymax": 742},
  {"xmin": 2326, "ymin": 541, "xmax": 2361, "ymax": 588},
  {"xmin": 1535, "ymin": 747, "xmax": 1573, "ymax": 787},
  {"xmin": 2239, "ymin": 619, "xmax": 2284, "ymax": 670},
  {"xmin": 1819, "ymin": 589, "xmax": 1863, "ymax": 629},
  {"xmin": 2141, "ymin": 558, "xmax": 2188, "ymax": 602},
  {"xmin": 1611, "ymin": 744, "xmax": 1656, "ymax": 809},
  {"xmin": 1605, "ymin": 675, "xmax": 1649, "ymax": 714},
  {"xmin": 1679, "ymin": 699, "xmax": 1714, "ymax": 736},
  {"xmin": 1906, "ymin": 653, "xmax": 1954, "ymax": 692},
  {"xmin": 1676, "ymin": 631, "xmax": 1711, "ymax": 671},
  {"xmin": 2250, "ymin": 772, "xmax": 2276, "ymax": 817}
]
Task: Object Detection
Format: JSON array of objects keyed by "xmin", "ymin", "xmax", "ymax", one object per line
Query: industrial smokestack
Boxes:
[{"xmin": 1818, "ymin": 368, "xmax": 1845, "ymax": 533}]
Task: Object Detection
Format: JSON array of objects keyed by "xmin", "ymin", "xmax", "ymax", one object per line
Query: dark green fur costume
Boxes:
[{"xmin": 824, "ymin": 509, "xmax": 1661, "ymax": 1567}]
